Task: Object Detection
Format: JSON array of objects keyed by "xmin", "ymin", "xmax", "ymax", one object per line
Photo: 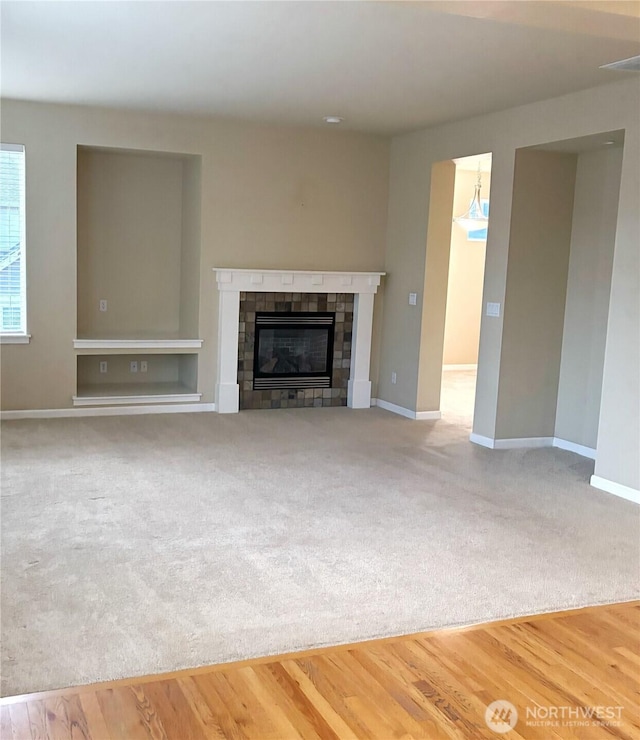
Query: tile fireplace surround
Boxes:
[
  {"xmin": 239, "ymin": 292, "xmax": 351, "ymax": 410},
  {"xmin": 213, "ymin": 269, "xmax": 384, "ymax": 413}
]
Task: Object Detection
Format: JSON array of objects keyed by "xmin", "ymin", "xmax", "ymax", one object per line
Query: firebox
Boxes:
[{"xmin": 253, "ymin": 312, "xmax": 335, "ymax": 390}]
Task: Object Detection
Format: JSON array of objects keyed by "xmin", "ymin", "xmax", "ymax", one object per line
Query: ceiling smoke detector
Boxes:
[
  {"xmin": 323, "ymin": 116, "xmax": 344, "ymax": 125},
  {"xmin": 600, "ymin": 55, "xmax": 640, "ymax": 72}
]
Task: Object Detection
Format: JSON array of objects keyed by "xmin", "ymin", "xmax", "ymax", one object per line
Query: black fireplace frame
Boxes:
[{"xmin": 253, "ymin": 311, "xmax": 335, "ymax": 390}]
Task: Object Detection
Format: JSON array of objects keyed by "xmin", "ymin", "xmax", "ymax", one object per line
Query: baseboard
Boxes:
[
  {"xmin": 469, "ymin": 434, "xmax": 597, "ymax": 460},
  {"xmin": 470, "ymin": 435, "xmax": 555, "ymax": 450},
  {"xmin": 494, "ymin": 436, "xmax": 555, "ymax": 450},
  {"xmin": 552, "ymin": 437, "xmax": 596, "ymax": 460},
  {"xmin": 374, "ymin": 399, "xmax": 416, "ymax": 419},
  {"xmin": 442, "ymin": 364, "xmax": 477, "ymax": 371},
  {"xmin": 590, "ymin": 475, "xmax": 640, "ymax": 505},
  {"xmin": 469, "ymin": 433, "xmax": 496, "ymax": 449},
  {"xmin": 1, "ymin": 403, "xmax": 216, "ymax": 420},
  {"xmin": 374, "ymin": 398, "xmax": 441, "ymax": 421},
  {"xmin": 415, "ymin": 409, "xmax": 442, "ymax": 421}
]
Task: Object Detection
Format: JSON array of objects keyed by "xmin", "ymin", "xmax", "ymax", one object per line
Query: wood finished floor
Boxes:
[{"xmin": 1, "ymin": 601, "xmax": 638, "ymax": 739}]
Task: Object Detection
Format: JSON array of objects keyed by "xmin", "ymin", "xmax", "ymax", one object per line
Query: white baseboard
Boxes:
[
  {"xmin": 374, "ymin": 399, "xmax": 416, "ymax": 419},
  {"xmin": 469, "ymin": 433, "xmax": 496, "ymax": 448},
  {"xmin": 470, "ymin": 434, "xmax": 554, "ymax": 450},
  {"xmin": 1, "ymin": 403, "xmax": 216, "ymax": 420},
  {"xmin": 470, "ymin": 434, "xmax": 597, "ymax": 460},
  {"xmin": 415, "ymin": 409, "xmax": 442, "ymax": 421},
  {"xmin": 374, "ymin": 398, "xmax": 441, "ymax": 421},
  {"xmin": 442, "ymin": 364, "xmax": 477, "ymax": 371},
  {"xmin": 590, "ymin": 475, "xmax": 640, "ymax": 505},
  {"xmin": 494, "ymin": 436, "xmax": 555, "ymax": 449},
  {"xmin": 552, "ymin": 437, "xmax": 596, "ymax": 460}
]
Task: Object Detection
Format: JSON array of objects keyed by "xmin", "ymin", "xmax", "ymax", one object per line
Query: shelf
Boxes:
[
  {"xmin": 73, "ymin": 382, "xmax": 201, "ymax": 406},
  {"xmin": 74, "ymin": 338, "xmax": 203, "ymax": 350}
]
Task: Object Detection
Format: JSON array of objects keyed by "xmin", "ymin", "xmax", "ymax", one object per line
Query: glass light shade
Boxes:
[{"xmin": 453, "ymin": 164, "xmax": 489, "ymax": 234}]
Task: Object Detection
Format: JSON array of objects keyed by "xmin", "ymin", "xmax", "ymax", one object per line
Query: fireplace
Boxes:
[
  {"xmin": 214, "ymin": 268, "xmax": 384, "ymax": 413},
  {"xmin": 254, "ymin": 312, "xmax": 335, "ymax": 390}
]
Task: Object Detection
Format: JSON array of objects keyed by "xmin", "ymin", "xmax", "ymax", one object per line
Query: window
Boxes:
[{"xmin": 0, "ymin": 144, "xmax": 26, "ymax": 335}]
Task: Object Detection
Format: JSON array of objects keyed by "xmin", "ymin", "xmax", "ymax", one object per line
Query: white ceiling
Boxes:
[{"xmin": 2, "ymin": 1, "xmax": 639, "ymax": 135}]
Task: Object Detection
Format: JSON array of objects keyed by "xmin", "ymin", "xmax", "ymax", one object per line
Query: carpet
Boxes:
[{"xmin": 1, "ymin": 397, "xmax": 639, "ymax": 695}]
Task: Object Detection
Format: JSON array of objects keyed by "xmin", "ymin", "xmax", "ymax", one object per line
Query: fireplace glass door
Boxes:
[{"xmin": 253, "ymin": 313, "xmax": 335, "ymax": 390}]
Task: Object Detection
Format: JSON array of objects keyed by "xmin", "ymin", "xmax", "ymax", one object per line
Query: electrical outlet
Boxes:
[
  {"xmin": 391, "ymin": 371, "xmax": 397, "ymax": 384},
  {"xmin": 140, "ymin": 361, "xmax": 148, "ymax": 373},
  {"xmin": 99, "ymin": 361, "xmax": 108, "ymax": 374},
  {"xmin": 99, "ymin": 299, "xmax": 108, "ymax": 312},
  {"xmin": 130, "ymin": 361, "xmax": 138, "ymax": 373}
]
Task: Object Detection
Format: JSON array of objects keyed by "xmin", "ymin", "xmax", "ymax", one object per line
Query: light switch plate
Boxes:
[
  {"xmin": 409, "ymin": 292, "xmax": 417, "ymax": 306},
  {"xmin": 486, "ymin": 302, "xmax": 501, "ymax": 317}
]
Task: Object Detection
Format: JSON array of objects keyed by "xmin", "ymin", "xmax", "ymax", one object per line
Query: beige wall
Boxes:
[
  {"xmin": 381, "ymin": 133, "xmax": 433, "ymax": 411},
  {"xmin": 442, "ymin": 168, "xmax": 489, "ymax": 366},
  {"xmin": 555, "ymin": 146, "xmax": 623, "ymax": 449},
  {"xmin": 595, "ymin": 123, "xmax": 639, "ymax": 491},
  {"xmin": 179, "ymin": 157, "xmax": 202, "ymax": 339},
  {"xmin": 416, "ymin": 160, "xmax": 455, "ymax": 411},
  {"xmin": 0, "ymin": 101, "xmax": 389, "ymax": 410},
  {"xmin": 495, "ymin": 150, "xmax": 576, "ymax": 439},
  {"xmin": 381, "ymin": 77, "xmax": 639, "ymax": 491}
]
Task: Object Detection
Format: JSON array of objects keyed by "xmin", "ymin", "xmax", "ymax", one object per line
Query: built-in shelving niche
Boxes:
[
  {"xmin": 75, "ymin": 145, "xmax": 203, "ymax": 407},
  {"xmin": 74, "ymin": 354, "xmax": 199, "ymax": 406},
  {"xmin": 76, "ymin": 145, "xmax": 202, "ymax": 341}
]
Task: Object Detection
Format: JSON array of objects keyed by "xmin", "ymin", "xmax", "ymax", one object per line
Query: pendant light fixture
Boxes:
[{"xmin": 453, "ymin": 162, "xmax": 489, "ymax": 234}]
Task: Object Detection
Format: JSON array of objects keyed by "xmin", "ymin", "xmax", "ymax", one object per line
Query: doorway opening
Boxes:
[{"xmin": 440, "ymin": 153, "xmax": 491, "ymax": 426}]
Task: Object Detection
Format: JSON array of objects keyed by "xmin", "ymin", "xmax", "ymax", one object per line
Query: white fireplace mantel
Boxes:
[
  {"xmin": 214, "ymin": 268, "xmax": 383, "ymax": 294},
  {"xmin": 213, "ymin": 268, "xmax": 385, "ymax": 413}
]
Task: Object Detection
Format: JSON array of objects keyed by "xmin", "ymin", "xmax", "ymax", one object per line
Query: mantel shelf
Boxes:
[
  {"xmin": 74, "ymin": 338, "xmax": 203, "ymax": 350},
  {"xmin": 213, "ymin": 268, "xmax": 385, "ymax": 294}
]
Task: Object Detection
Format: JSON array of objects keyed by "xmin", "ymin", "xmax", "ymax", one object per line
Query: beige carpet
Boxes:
[{"xmin": 2, "ymin": 383, "xmax": 639, "ymax": 695}]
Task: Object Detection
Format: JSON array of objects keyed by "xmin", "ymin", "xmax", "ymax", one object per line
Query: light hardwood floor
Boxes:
[{"xmin": 1, "ymin": 601, "xmax": 638, "ymax": 739}]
